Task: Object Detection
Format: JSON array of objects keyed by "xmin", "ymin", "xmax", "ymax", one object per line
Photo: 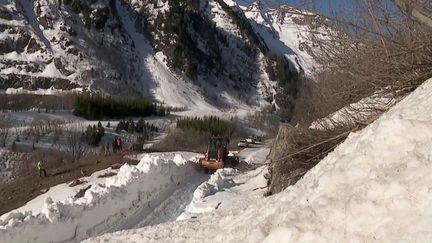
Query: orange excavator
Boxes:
[{"xmin": 199, "ymin": 137, "xmax": 239, "ymax": 172}]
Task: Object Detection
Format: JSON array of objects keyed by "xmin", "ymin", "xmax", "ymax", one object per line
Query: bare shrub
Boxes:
[
  {"xmin": 28, "ymin": 117, "xmax": 66, "ymax": 145},
  {"xmin": 64, "ymin": 126, "xmax": 87, "ymax": 162},
  {"xmin": 12, "ymin": 120, "xmax": 24, "ymax": 139},
  {"xmin": 0, "ymin": 125, "xmax": 9, "ymax": 147},
  {"xmin": 292, "ymin": 0, "xmax": 432, "ymax": 124},
  {"xmin": 394, "ymin": 0, "xmax": 432, "ymax": 28},
  {"xmin": 267, "ymin": 0, "xmax": 432, "ymax": 195},
  {"xmin": 267, "ymin": 123, "xmax": 363, "ymax": 195},
  {"xmin": 51, "ymin": 121, "xmax": 64, "ymax": 145},
  {"xmin": 29, "ymin": 118, "xmax": 43, "ymax": 143}
]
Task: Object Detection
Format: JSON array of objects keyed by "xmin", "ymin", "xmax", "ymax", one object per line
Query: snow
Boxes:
[
  {"xmin": 0, "ymin": 168, "xmax": 119, "ymax": 217},
  {"xmin": 1, "ymin": 0, "xmax": 321, "ymax": 115},
  {"xmin": 3, "ymin": 51, "xmax": 25, "ymax": 61},
  {"xmin": 2, "ymin": 2, "xmax": 429, "ymax": 242},
  {"xmin": 148, "ymin": 52, "xmax": 216, "ymax": 111},
  {"xmin": 0, "ymin": 138, "xmax": 271, "ymax": 243},
  {"xmin": 0, "ymin": 152, "xmax": 202, "ymax": 243},
  {"xmin": 132, "ymin": 172, "xmax": 209, "ymax": 228},
  {"xmin": 115, "ymin": 1, "xmax": 217, "ymax": 111},
  {"xmin": 237, "ymin": 147, "xmax": 270, "ymax": 165},
  {"xmin": 0, "ymin": 110, "xmax": 171, "ymax": 166},
  {"xmin": 209, "ymin": 1, "xmax": 243, "ymax": 37},
  {"xmin": 39, "ymin": 62, "xmax": 65, "ymax": 78},
  {"xmin": 17, "ymin": 0, "xmax": 52, "ymax": 50},
  {"xmin": 5, "ymin": 87, "xmax": 83, "ymax": 95},
  {"xmin": 0, "ymin": 110, "xmax": 83, "ymax": 125},
  {"xmin": 84, "ymin": 77, "xmax": 432, "ymax": 242},
  {"xmin": 226, "ymin": 0, "xmax": 290, "ymax": 9},
  {"xmin": 243, "ymin": 5, "xmax": 322, "ymax": 76}
]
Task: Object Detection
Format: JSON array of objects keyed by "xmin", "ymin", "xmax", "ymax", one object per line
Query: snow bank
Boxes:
[
  {"xmin": 85, "ymin": 78, "xmax": 432, "ymax": 242},
  {"xmin": 263, "ymin": 78, "xmax": 432, "ymax": 242},
  {"xmin": 191, "ymin": 169, "xmax": 237, "ymax": 202},
  {"xmin": 177, "ymin": 163, "xmax": 268, "ymax": 220},
  {"xmin": 0, "ymin": 153, "xmax": 200, "ymax": 243}
]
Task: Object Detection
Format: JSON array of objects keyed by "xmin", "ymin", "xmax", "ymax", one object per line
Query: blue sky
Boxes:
[{"xmin": 282, "ymin": 0, "xmax": 358, "ymax": 16}]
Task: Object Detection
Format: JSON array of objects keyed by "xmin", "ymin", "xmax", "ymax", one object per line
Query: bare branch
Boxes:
[{"xmin": 394, "ymin": 0, "xmax": 432, "ymax": 27}]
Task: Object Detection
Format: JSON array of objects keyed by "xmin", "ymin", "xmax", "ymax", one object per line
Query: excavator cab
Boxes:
[
  {"xmin": 199, "ymin": 137, "xmax": 238, "ymax": 172},
  {"xmin": 207, "ymin": 137, "xmax": 228, "ymax": 160}
]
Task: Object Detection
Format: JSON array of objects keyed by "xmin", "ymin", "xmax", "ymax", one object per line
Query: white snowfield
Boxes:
[
  {"xmin": 0, "ymin": 152, "xmax": 202, "ymax": 243},
  {"xmin": 84, "ymin": 79, "xmax": 432, "ymax": 243}
]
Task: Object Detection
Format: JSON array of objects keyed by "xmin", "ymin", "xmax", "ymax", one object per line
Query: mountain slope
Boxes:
[
  {"xmin": 0, "ymin": 0, "xmax": 325, "ymax": 110},
  {"xmin": 243, "ymin": 3, "xmax": 326, "ymax": 76}
]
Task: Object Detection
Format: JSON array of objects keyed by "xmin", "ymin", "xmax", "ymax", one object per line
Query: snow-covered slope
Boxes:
[
  {"xmin": 0, "ymin": 153, "xmax": 202, "ymax": 243},
  {"xmin": 0, "ymin": 0, "xmax": 325, "ymax": 110},
  {"xmin": 232, "ymin": 0, "xmax": 282, "ymax": 8},
  {"xmin": 84, "ymin": 78, "xmax": 432, "ymax": 243},
  {"xmin": 0, "ymin": 0, "xmax": 215, "ymax": 109},
  {"xmin": 242, "ymin": 3, "xmax": 327, "ymax": 76}
]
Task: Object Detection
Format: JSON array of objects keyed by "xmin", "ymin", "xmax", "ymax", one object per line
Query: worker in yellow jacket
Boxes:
[{"xmin": 37, "ymin": 159, "xmax": 47, "ymax": 177}]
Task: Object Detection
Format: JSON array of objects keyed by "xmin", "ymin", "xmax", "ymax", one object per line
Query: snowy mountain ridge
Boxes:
[
  {"xmin": 0, "ymin": 0, "xmax": 326, "ymax": 110},
  {"xmin": 230, "ymin": 0, "xmax": 285, "ymax": 8}
]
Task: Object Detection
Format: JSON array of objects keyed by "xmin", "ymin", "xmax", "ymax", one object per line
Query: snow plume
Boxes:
[{"xmin": 0, "ymin": 153, "xmax": 200, "ymax": 243}]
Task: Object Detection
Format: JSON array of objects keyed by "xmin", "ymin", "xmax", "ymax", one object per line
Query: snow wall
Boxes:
[{"xmin": 0, "ymin": 153, "xmax": 199, "ymax": 243}]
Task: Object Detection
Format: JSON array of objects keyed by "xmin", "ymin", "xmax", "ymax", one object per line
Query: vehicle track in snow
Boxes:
[{"xmin": 131, "ymin": 174, "xmax": 210, "ymax": 228}]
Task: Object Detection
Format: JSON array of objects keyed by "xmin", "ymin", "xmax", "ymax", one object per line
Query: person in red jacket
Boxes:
[{"xmin": 117, "ymin": 137, "xmax": 123, "ymax": 151}]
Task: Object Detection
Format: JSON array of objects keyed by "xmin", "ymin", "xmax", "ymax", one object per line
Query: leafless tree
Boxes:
[
  {"xmin": 64, "ymin": 126, "xmax": 87, "ymax": 163},
  {"xmin": 394, "ymin": 0, "xmax": 432, "ymax": 27},
  {"xmin": 30, "ymin": 118, "xmax": 42, "ymax": 143},
  {"xmin": 13, "ymin": 120, "xmax": 24, "ymax": 138},
  {"xmin": 267, "ymin": 0, "xmax": 432, "ymax": 193},
  {"xmin": 289, "ymin": 0, "xmax": 432, "ymax": 124},
  {"xmin": 0, "ymin": 114, "xmax": 10, "ymax": 147},
  {"xmin": 0, "ymin": 125, "xmax": 9, "ymax": 147},
  {"xmin": 51, "ymin": 120, "xmax": 65, "ymax": 145}
]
